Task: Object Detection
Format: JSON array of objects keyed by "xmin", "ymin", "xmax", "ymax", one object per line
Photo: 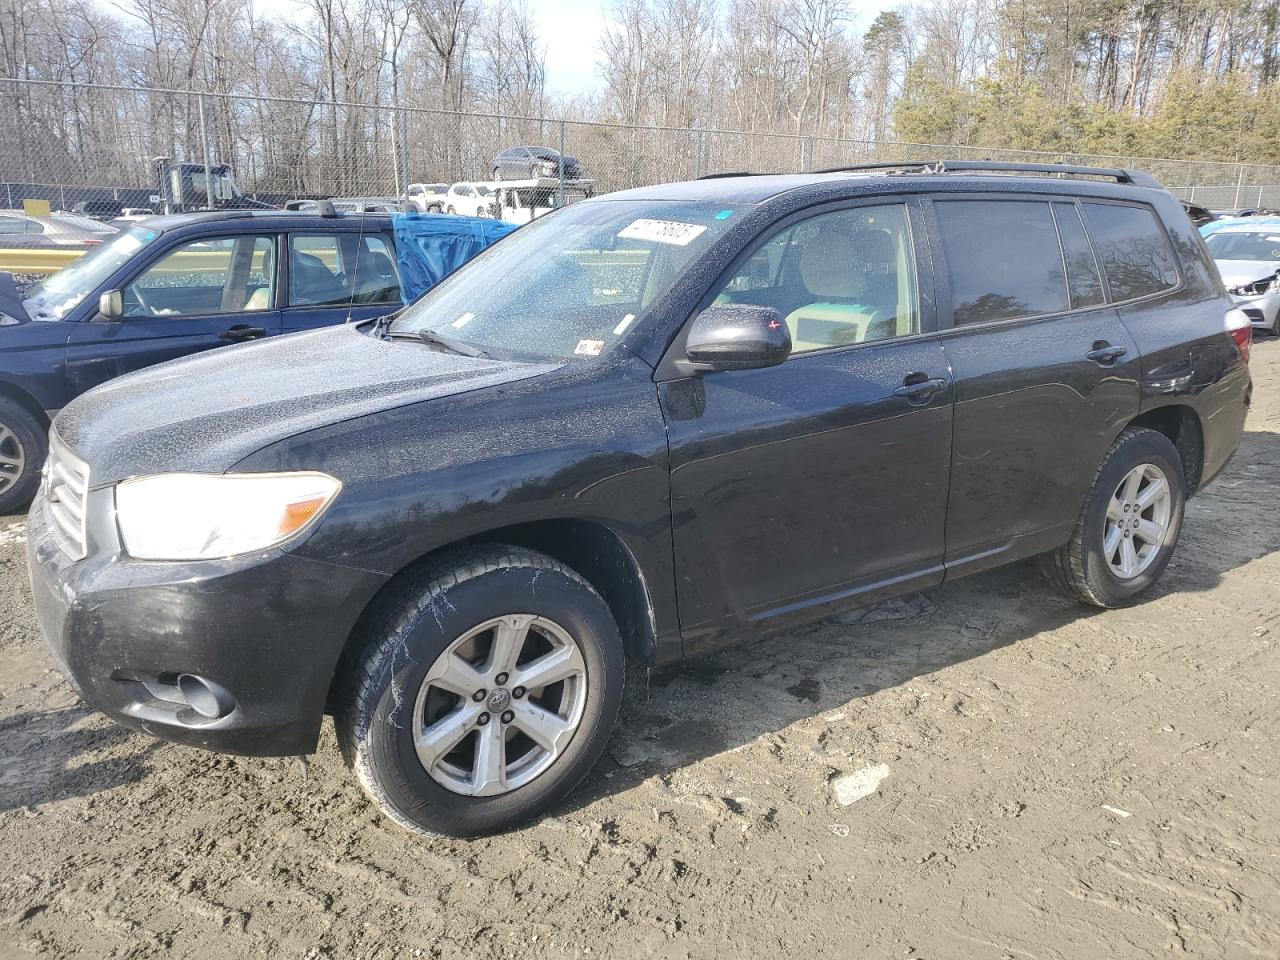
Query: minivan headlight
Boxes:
[{"xmin": 115, "ymin": 472, "xmax": 342, "ymax": 560}]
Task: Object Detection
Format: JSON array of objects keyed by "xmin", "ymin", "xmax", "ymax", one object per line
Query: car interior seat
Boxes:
[
  {"xmin": 783, "ymin": 226, "xmax": 897, "ymax": 352},
  {"xmin": 290, "ymin": 249, "xmax": 348, "ymax": 305},
  {"xmin": 350, "ymin": 249, "xmax": 398, "ymax": 303}
]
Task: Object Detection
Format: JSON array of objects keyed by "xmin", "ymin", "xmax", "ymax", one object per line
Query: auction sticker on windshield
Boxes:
[
  {"xmin": 574, "ymin": 339, "xmax": 605, "ymax": 357},
  {"xmin": 618, "ymin": 219, "xmax": 708, "ymax": 246}
]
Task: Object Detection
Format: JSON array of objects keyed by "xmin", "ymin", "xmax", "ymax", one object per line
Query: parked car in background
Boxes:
[
  {"xmin": 285, "ymin": 197, "xmax": 412, "ymax": 214},
  {"xmin": 71, "ymin": 199, "xmax": 125, "ymax": 221},
  {"xmin": 23, "ymin": 161, "xmax": 1249, "ymax": 838},
  {"xmin": 445, "ymin": 183, "xmax": 497, "ymax": 217},
  {"xmin": 0, "ymin": 209, "xmax": 402, "ymax": 511},
  {"xmin": 491, "ymin": 146, "xmax": 581, "ymax": 182},
  {"xmin": 1205, "ymin": 223, "xmax": 1280, "ymax": 335},
  {"xmin": 1182, "ymin": 201, "xmax": 1215, "ymax": 226},
  {"xmin": 113, "ymin": 208, "xmax": 156, "ymax": 223},
  {"xmin": 407, "ymin": 183, "xmax": 449, "ymax": 213},
  {"xmin": 0, "ymin": 210, "xmax": 117, "ymax": 248}
]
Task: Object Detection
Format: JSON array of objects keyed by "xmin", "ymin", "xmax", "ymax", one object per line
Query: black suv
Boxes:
[{"xmin": 26, "ymin": 162, "xmax": 1251, "ymax": 837}]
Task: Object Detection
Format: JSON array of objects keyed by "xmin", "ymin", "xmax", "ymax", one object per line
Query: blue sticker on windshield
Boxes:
[
  {"xmin": 144, "ymin": 231, "xmax": 156, "ymax": 240},
  {"xmin": 715, "ymin": 209, "xmax": 734, "ymax": 220}
]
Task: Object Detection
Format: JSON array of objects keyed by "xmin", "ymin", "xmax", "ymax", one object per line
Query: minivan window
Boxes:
[
  {"xmin": 1082, "ymin": 202, "xmax": 1179, "ymax": 301},
  {"xmin": 935, "ymin": 200, "xmax": 1069, "ymax": 325},
  {"xmin": 707, "ymin": 203, "xmax": 919, "ymax": 353},
  {"xmin": 1053, "ymin": 202, "xmax": 1106, "ymax": 309}
]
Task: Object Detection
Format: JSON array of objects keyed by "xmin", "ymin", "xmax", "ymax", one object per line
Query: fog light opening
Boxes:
[{"xmin": 177, "ymin": 673, "xmax": 233, "ymax": 719}]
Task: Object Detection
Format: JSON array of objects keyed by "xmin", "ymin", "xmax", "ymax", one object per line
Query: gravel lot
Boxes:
[{"xmin": 3, "ymin": 342, "xmax": 1279, "ymax": 960}]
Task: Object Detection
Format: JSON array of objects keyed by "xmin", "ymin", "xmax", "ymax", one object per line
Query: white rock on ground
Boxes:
[{"xmin": 831, "ymin": 763, "xmax": 891, "ymax": 806}]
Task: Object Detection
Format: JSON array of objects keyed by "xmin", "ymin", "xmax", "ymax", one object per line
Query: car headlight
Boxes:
[
  {"xmin": 1231, "ymin": 274, "xmax": 1277, "ymax": 297},
  {"xmin": 115, "ymin": 472, "xmax": 342, "ymax": 560}
]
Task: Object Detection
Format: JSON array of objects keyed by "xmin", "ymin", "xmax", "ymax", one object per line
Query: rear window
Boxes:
[
  {"xmin": 1082, "ymin": 202, "xmax": 1179, "ymax": 301},
  {"xmin": 934, "ymin": 199, "xmax": 1069, "ymax": 325}
]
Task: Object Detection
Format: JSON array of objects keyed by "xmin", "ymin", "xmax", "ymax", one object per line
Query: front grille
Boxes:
[{"xmin": 44, "ymin": 433, "xmax": 89, "ymax": 560}]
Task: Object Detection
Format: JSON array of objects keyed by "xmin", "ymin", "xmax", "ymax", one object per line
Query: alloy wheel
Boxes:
[
  {"xmin": 1104, "ymin": 462, "xmax": 1172, "ymax": 579},
  {"xmin": 412, "ymin": 614, "xmax": 588, "ymax": 797},
  {"xmin": 0, "ymin": 422, "xmax": 25, "ymax": 496}
]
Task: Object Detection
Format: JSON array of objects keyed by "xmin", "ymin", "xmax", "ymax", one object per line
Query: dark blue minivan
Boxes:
[{"xmin": 0, "ymin": 210, "xmax": 404, "ymax": 510}]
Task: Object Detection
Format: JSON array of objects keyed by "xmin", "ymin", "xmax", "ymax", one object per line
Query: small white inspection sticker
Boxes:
[
  {"xmin": 574, "ymin": 339, "xmax": 605, "ymax": 357},
  {"xmin": 618, "ymin": 218, "xmax": 707, "ymax": 246}
]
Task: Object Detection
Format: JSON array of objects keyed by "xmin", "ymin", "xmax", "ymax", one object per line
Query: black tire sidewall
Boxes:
[
  {"xmin": 361, "ymin": 564, "xmax": 624, "ymax": 836},
  {"xmin": 0, "ymin": 399, "xmax": 46, "ymax": 514},
  {"xmin": 1079, "ymin": 431, "xmax": 1186, "ymax": 605}
]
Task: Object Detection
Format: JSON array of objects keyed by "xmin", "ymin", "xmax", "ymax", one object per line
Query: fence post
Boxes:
[
  {"xmin": 1233, "ymin": 164, "xmax": 1245, "ymax": 210},
  {"xmin": 197, "ymin": 93, "xmax": 214, "ymax": 209},
  {"xmin": 557, "ymin": 119, "xmax": 566, "ymax": 208},
  {"xmin": 400, "ymin": 107, "xmax": 410, "ymax": 196}
]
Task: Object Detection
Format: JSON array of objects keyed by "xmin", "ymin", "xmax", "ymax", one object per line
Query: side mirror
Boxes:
[
  {"xmin": 97, "ymin": 289, "xmax": 123, "ymax": 320},
  {"xmin": 685, "ymin": 303, "xmax": 791, "ymax": 372}
]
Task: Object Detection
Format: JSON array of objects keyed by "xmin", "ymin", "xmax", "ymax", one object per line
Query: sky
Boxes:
[{"xmin": 512, "ymin": 0, "xmax": 901, "ymax": 99}]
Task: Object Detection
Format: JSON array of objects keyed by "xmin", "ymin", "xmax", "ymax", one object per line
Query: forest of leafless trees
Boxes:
[{"xmin": 1, "ymin": 0, "xmax": 1278, "ymax": 197}]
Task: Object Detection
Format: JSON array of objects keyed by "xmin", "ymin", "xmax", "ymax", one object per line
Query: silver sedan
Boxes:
[{"xmin": 1206, "ymin": 224, "xmax": 1280, "ymax": 334}]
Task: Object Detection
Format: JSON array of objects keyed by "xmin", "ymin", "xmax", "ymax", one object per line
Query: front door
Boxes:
[
  {"xmin": 64, "ymin": 233, "xmax": 281, "ymax": 397},
  {"xmin": 661, "ymin": 199, "xmax": 954, "ymax": 651},
  {"xmin": 925, "ymin": 195, "xmax": 1144, "ymax": 575}
]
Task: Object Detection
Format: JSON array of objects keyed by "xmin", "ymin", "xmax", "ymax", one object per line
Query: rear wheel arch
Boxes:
[{"xmin": 1124, "ymin": 404, "xmax": 1204, "ymax": 495}]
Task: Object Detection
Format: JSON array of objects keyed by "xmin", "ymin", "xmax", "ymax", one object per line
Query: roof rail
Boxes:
[{"xmin": 810, "ymin": 159, "xmax": 1161, "ymax": 187}]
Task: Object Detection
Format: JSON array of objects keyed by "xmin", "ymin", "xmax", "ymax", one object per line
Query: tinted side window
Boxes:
[
  {"xmin": 707, "ymin": 203, "xmax": 919, "ymax": 354},
  {"xmin": 289, "ymin": 234, "xmax": 400, "ymax": 307},
  {"xmin": 1053, "ymin": 202, "xmax": 1106, "ymax": 308},
  {"xmin": 1082, "ymin": 202, "xmax": 1179, "ymax": 301},
  {"xmin": 935, "ymin": 200, "xmax": 1068, "ymax": 325}
]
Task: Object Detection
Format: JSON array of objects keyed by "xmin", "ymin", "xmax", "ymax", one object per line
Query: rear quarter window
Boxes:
[{"xmin": 1082, "ymin": 202, "xmax": 1179, "ymax": 301}]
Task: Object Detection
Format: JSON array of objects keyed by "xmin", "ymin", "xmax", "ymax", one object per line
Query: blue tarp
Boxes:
[{"xmin": 393, "ymin": 213, "xmax": 518, "ymax": 302}]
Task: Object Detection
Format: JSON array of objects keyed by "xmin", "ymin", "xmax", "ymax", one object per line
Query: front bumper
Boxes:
[
  {"xmin": 26, "ymin": 488, "xmax": 386, "ymax": 756},
  {"xmin": 1230, "ymin": 290, "xmax": 1280, "ymax": 329}
]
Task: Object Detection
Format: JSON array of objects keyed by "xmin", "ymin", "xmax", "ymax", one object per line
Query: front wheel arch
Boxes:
[{"xmin": 326, "ymin": 518, "xmax": 658, "ymax": 711}]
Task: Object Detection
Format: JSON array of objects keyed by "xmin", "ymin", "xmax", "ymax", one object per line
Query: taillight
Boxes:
[{"xmin": 1225, "ymin": 307, "xmax": 1252, "ymax": 363}]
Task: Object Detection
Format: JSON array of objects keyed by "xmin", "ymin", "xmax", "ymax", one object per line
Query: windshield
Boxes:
[
  {"xmin": 1207, "ymin": 231, "xmax": 1280, "ymax": 262},
  {"xmin": 391, "ymin": 199, "xmax": 740, "ymax": 360},
  {"xmin": 190, "ymin": 170, "xmax": 239, "ymax": 201},
  {"xmin": 24, "ymin": 227, "xmax": 158, "ymax": 320}
]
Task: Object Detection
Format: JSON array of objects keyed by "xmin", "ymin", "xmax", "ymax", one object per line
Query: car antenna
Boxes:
[{"xmin": 345, "ymin": 208, "xmax": 368, "ymax": 325}]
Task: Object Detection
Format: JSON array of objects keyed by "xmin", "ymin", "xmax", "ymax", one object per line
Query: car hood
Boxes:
[
  {"xmin": 1215, "ymin": 259, "xmax": 1280, "ymax": 288},
  {"xmin": 56, "ymin": 324, "xmax": 559, "ymax": 487}
]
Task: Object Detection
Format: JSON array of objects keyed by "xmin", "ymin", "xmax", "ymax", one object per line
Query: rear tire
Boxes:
[
  {"xmin": 336, "ymin": 545, "xmax": 625, "ymax": 837},
  {"xmin": 1039, "ymin": 427, "xmax": 1185, "ymax": 608},
  {"xmin": 0, "ymin": 398, "xmax": 46, "ymax": 515}
]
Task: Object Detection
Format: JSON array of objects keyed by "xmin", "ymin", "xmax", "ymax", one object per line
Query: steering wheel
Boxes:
[{"xmin": 126, "ymin": 283, "xmax": 157, "ymax": 316}]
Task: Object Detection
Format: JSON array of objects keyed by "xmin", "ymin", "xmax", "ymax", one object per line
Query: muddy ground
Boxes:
[{"xmin": 2, "ymin": 343, "xmax": 1280, "ymax": 960}]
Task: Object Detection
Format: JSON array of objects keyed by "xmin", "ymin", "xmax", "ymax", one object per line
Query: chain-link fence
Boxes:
[{"xmin": 3, "ymin": 76, "xmax": 1280, "ymax": 219}]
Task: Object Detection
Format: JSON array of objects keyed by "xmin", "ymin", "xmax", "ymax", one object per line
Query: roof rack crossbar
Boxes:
[{"xmin": 809, "ymin": 159, "xmax": 1160, "ymax": 187}]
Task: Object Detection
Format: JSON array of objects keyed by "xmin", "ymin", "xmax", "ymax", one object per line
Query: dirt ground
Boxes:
[{"xmin": 3, "ymin": 344, "xmax": 1280, "ymax": 960}]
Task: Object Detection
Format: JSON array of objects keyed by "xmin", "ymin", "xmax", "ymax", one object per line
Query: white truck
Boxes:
[{"xmin": 490, "ymin": 178, "xmax": 595, "ymax": 224}]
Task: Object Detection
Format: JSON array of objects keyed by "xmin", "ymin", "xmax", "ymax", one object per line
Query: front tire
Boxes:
[
  {"xmin": 336, "ymin": 545, "xmax": 625, "ymax": 837},
  {"xmin": 1039, "ymin": 427, "xmax": 1185, "ymax": 608},
  {"xmin": 0, "ymin": 398, "xmax": 46, "ymax": 514}
]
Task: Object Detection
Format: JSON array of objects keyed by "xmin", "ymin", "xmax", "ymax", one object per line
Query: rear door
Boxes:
[
  {"xmin": 281, "ymin": 230, "xmax": 402, "ymax": 334},
  {"xmin": 64, "ymin": 233, "xmax": 281, "ymax": 396},
  {"xmin": 662, "ymin": 198, "xmax": 955, "ymax": 650},
  {"xmin": 926, "ymin": 195, "xmax": 1142, "ymax": 576}
]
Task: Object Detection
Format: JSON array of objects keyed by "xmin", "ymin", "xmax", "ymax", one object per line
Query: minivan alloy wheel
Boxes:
[
  {"xmin": 413, "ymin": 613, "xmax": 588, "ymax": 797},
  {"xmin": 0, "ymin": 422, "xmax": 25, "ymax": 496},
  {"xmin": 1104, "ymin": 463, "xmax": 1172, "ymax": 579}
]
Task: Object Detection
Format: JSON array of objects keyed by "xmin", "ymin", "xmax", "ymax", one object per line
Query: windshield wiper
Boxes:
[{"xmin": 385, "ymin": 326, "xmax": 490, "ymax": 359}]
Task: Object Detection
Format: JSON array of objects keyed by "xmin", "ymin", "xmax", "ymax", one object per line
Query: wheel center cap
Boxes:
[{"xmin": 487, "ymin": 688, "xmax": 511, "ymax": 712}]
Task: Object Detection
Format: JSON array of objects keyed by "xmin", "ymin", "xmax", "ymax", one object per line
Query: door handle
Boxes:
[
  {"xmin": 892, "ymin": 373, "xmax": 947, "ymax": 402},
  {"xmin": 1085, "ymin": 341, "xmax": 1127, "ymax": 365},
  {"xmin": 220, "ymin": 324, "xmax": 267, "ymax": 342}
]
